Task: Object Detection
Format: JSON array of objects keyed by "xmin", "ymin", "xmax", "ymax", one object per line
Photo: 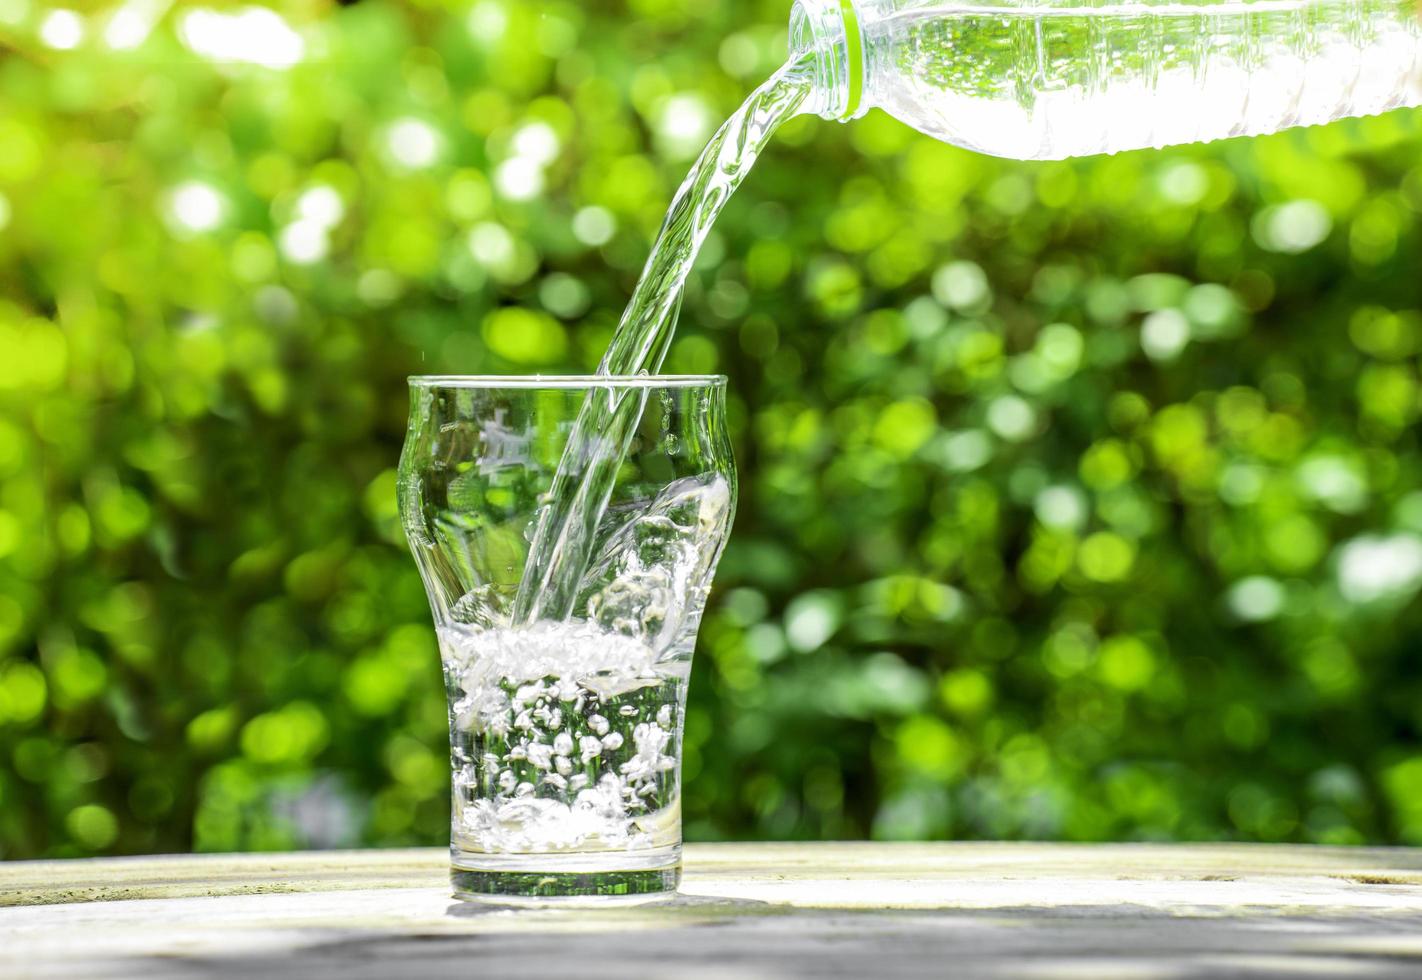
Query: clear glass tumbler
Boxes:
[{"xmin": 397, "ymin": 376, "xmax": 736, "ymax": 903}]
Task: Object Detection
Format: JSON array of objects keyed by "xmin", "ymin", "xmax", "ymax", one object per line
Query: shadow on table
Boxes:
[{"xmin": 129, "ymin": 896, "xmax": 1422, "ymax": 980}]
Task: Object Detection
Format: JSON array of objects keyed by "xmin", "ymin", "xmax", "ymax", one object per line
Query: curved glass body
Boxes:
[{"xmin": 397, "ymin": 376, "xmax": 736, "ymax": 903}]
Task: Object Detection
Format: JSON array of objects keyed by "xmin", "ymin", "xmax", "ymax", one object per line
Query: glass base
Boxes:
[{"xmin": 450, "ymin": 845, "xmax": 681, "ymax": 905}]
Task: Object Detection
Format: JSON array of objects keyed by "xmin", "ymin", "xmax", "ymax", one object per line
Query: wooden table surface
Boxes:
[{"xmin": 5, "ymin": 842, "xmax": 1422, "ymax": 978}]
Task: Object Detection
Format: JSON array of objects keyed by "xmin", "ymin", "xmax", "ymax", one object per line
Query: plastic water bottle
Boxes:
[{"xmin": 790, "ymin": 0, "xmax": 1422, "ymax": 159}]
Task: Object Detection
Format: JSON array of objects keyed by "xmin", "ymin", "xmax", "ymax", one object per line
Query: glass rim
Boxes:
[{"xmin": 407, "ymin": 374, "xmax": 728, "ymax": 389}]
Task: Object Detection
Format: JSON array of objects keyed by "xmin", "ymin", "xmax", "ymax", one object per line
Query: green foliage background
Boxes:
[{"xmin": 3, "ymin": 0, "xmax": 1422, "ymax": 858}]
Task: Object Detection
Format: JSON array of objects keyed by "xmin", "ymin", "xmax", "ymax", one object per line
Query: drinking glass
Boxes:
[{"xmin": 396, "ymin": 375, "xmax": 736, "ymax": 903}]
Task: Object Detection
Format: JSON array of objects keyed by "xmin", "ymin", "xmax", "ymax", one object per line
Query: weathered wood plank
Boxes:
[
  {"xmin": 8, "ymin": 841, "xmax": 1422, "ymax": 907},
  {"xmin": 0, "ymin": 848, "xmax": 445, "ymax": 907},
  {"xmin": 4, "ymin": 843, "xmax": 1422, "ymax": 978}
]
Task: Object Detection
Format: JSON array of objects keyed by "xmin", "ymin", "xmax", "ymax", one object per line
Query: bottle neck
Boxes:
[{"xmin": 789, "ymin": 0, "xmax": 867, "ymax": 122}]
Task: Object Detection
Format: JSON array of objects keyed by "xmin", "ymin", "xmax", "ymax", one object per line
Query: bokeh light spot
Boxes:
[
  {"xmin": 1098, "ymin": 636, "xmax": 1155, "ymax": 690},
  {"xmin": 572, "ymin": 206, "xmax": 617, "ymax": 246},
  {"xmin": 1227, "ymin": 576, "xmax": 1285, "ymax": 622},
  {"xmin": 481, "ymin": 307, "xmax": 567, "ymax": 365},
  {"xmin": 179, "ymin": 7, "xmax": 304, "ymax": 69},
  {"xmin": 718, "ymin": 32, "xmax": 760, "ymax": 77},
  {"xmin": 0, "ymin": 0, "xmax": 27, "ymax": 27},
  {"xmin": 66, "ymin": 804, "xmax": 118, "ymax": 849},
  {"xmin": 658, "ymin": 94, "xmax": 714, "ymax": 159},
  {"xmin": 386, "ymin": 118, "xmax": 442, "ymax": 170},
  {"xmin": 874, "ymin": 397, "xmax": 938, "ymax": 457},
  {"xmin": 468, "ymin": 221, "xmax": 515, "ymax": 267},
  {"xmin": 932, "ymin": 260, "xmax": 991, "ymax": 311},
  {"xmin": 296, "ymin": 186, "xmax": 344, "ymax": 227},
  {"xmin": 1158, "ymin": 160, "xmax": 1209, "ymax": 205},
  {"xmin": 1141, "ymin": 309, "xmax": 1191, "ymax": 362},
  {"xmin": 494, "ymin": 157, "xmax": 544, "ymax": 201},
  {"xmin": 279, "ymin": 220, "xmax": 328, "ymax": 265},
  {"xmin": 784, "ymin": 591, "xmax": 841, "ymax": 653},
  {"xmin": 466, "ymin": 0, "xmax": 507, "ymax": 43},
  {"xmin": 987, "ymin": 395, "xmax": 1036, "ymax": 441},
  {"xmin": 512, "ymin": 122, "xmax": 559, "ymax": 165},
  {"xmin": 104, "ymin": 5, "xmax": 152, "ymax": 50},
  {"xmin": 1296, "ymin": 455, "xmax": 1368, "ymax": 514},
  {"xmin": 1035, "ymin": 322, "xmax": 1084, "ymax": 377},
  {"xmin": 0, "ymin": 662, "xmax": 46, "ymax": 724},
  {"xmin": 39, "ymin": 9, "xmax": 84, "ymax": 49},
  {"xmin": 1078, "ymin": 532, "xmax": 1136, "ymax": 582},
  {"xmin": 165, "ymin": 181, "xmax": 226, "ymax": 234},
  {"xmin": 1253, "ymin": 199, "xmax": 1332, "ymax": 253},
  {"xmin": 1336, "ymin": 533, "xmax": 1422, "ymax": 604},
  {"xmin": 1035, "ymin": 485, "xmax": 1088, "ymax": 531}
]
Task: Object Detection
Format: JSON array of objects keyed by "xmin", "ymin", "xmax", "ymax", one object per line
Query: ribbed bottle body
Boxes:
[{"xmin": 807, "ymin": 0, "xmax": 1422, "ymax": 159}]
